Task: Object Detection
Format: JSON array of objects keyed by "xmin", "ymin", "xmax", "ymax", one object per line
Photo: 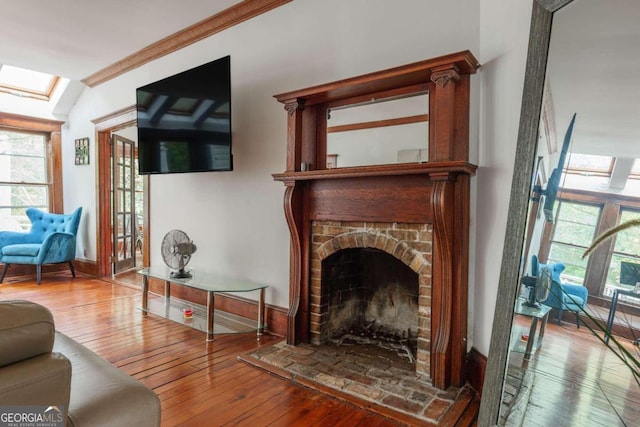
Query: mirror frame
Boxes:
[{"xmin": 478, "ymin": 0, "xmax": 574, "ymax": 424}]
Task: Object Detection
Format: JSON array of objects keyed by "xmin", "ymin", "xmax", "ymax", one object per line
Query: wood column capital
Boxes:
[{"xmin": 430, "ymin": 65, "xmax": 460, "ymax": 88}]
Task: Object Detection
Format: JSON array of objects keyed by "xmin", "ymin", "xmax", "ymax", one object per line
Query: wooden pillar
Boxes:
[
  {"xmin": 429, "ymin": 65, "xmax": 461, "ymax": 162},
  {"xmin": 284, "ymin": 99, "xmax": 305, "ymax": 171}
]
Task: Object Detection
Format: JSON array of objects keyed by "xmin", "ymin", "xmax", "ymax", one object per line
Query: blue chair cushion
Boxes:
[{"xmin": 1, "ymin": 244, "xmax": 41, "ymax": 257}]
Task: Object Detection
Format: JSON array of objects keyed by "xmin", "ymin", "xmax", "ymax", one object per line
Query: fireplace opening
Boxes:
[{"xmin": 321, "ymin": 247, "xmax": 419, "ymax": 361}]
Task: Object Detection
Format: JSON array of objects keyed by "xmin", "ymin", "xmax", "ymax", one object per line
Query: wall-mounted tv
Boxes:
[{"xmin": 136, "ymin": 55, "xmax": 232, "ymax": 174}]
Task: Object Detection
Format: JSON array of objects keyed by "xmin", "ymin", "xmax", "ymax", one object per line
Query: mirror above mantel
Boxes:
[
  {"xmin": 273, "ymin": 50, "xmax": 480, "ymax": 176},
  {"xmin": 326, "ymin": 92, "xmax": 429, "ymax": 169}
]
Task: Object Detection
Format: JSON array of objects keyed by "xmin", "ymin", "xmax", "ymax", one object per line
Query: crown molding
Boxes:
[{"xmin": 82, "ymin": 0, "xmax": 292, "ymax": 88}]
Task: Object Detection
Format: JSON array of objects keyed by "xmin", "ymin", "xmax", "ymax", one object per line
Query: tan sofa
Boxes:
[{"xmin": 0, "ymin": 300, "xmax": 161, "ymax": 426}]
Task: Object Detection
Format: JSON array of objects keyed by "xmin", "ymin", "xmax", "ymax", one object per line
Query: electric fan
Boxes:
[
  {"xmin": 520, "ymin": 265, "xmax": 552, "ymax": 309},
  {"xmin": 161, "ymin": 230, "xmax": 197, "ymax": 279}
]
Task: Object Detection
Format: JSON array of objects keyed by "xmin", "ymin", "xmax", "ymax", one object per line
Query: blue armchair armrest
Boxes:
[
  {"xmin": 38, "ymin": 233, "xmax": 77, "ymax": 265},
  {"xmin": 562, "ymin": 283, "xmax": 588, "ymax": 306}
]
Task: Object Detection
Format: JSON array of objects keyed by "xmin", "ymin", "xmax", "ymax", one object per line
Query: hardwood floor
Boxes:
[
  {"xmin": 505, "ymin": 315, "xmax": 640, "ymax": 426},
  {"xmin": 0, "ymin": 274, "xmax": 403, "ymax": 426},
  {"xmin": 7, "ymin": 273, "xmax": 637, "ymax": 426}
]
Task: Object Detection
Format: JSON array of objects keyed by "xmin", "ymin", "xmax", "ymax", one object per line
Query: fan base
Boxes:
[
  {"xmin": 170, "ymin": 269, "xmax": 192, "ymax": 279},
  {"xmin": 523, "ymin": 300, "xmax": 541, "ymax": 309}
]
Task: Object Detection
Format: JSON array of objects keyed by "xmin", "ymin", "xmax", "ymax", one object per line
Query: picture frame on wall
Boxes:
[{"xmin": 75, "ymin": 137, "xmax": 90, "ymax": 165}]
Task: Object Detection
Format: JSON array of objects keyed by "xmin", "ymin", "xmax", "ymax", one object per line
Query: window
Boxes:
[
  {"xmin": 0, "ymin": 129, "xmax": 50, "ymax": 231},
  {"xmin": 547, "ymin": 201, "xmax": 601, "ymax": 284},
  {"xmin": 566, "ymin": 153, "xmax": 614, "ymax": 176},
  {"xmin": 604, "ymin": 209, "xmax": 640, "ymax": 298},
  {"xmin": 0, "ymin": 65, "xmax": 59, "ymax": 101}
]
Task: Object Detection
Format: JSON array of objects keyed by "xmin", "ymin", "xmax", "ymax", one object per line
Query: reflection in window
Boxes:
[{"xmin": 548, "ymin": 201, "xmax": 601, "ymax": 284}]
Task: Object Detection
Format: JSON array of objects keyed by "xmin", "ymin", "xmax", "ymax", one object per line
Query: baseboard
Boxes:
[
  {"xmin": 466, "ymin": 347, "xmax": 487, "ymax": 397},
  {"xmin": 146, "ymin": 276, "xmax": 288, "ymax": 337},
  {"xmin": 74, "ymin": 258, "xmax": 99, "ymax": 276}
]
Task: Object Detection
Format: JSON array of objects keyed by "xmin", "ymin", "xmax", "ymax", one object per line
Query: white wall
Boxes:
[
  {"xmin": 474, "ymin": 0, "xmax": 533, "ymax": 353},
  {"xmin": 59, "ymin": 0, "xmax": 535, "ymax": 356}
]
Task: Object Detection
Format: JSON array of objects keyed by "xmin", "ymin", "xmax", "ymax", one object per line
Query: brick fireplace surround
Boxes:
[
  {"xmin": 310, "ymin": 221, "xmax": 433, "ymax": 376},
  {"xmin": 273, "ymin": 51, "xmax": 479, "ymax": 391}
]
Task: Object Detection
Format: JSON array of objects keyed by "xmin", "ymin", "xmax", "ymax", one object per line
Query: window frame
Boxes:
[
  {"xmin": 541, "ymin": 189, "xmax": 640, "ymax": 313},
  {"xmin": 546, "ymin": 199, "xmax": 602, "ymax": 285},
  {"xmin": 0, "ymin": 112, "xmax": 64, "ymax": 215},
  {"xmin": 603, "ymin": 208, "xmax": 640, "ymax": 297},
  {"xmin": 565, "ymin": 153, "xmax": 615, "ymax": 177},
  {"xmin": 0, "ymin": 65, "xmax": 60, "ymax": 101}
]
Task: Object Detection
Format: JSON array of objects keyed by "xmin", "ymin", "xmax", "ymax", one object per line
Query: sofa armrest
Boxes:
[
  {"xmin": 0, "ymin": 352, "xmax": 71, "ymax": 409},
  {"xmin": 0, "ymin": 300, "xmax": 55, "ymax": 367}
]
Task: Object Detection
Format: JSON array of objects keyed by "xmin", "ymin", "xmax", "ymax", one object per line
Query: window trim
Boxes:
[
  {"xmin": 565, "ymin": 154, "xmax": 615, "ymax": 177},
  {"xmin": 546, "ymin": 199, "xmax": 601, "ymax": 284},
  {"xmin": 0, "ymin": 112, "xmax": 64, "ymax": 212},
  {"xmin": 0, "ymin": 75, "xmax": 60, "ymax": 101},
  {"xmin": 542, "ymin": 188, "xmax": 640, "ymax": 314}
]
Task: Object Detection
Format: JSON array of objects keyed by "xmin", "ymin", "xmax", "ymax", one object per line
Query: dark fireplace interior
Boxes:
[{"xmin": 321, "ymin": 248, "xmax": 419, "ymax": 360}]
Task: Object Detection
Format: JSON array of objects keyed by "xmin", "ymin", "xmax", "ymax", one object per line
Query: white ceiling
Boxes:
[
  {"xmin": 0, "ymin": 0, "xmax": 242, "ymax": 81},
  {"xmin": 548, "ymin": 0, "xmax": 640, "ymax": 159}
]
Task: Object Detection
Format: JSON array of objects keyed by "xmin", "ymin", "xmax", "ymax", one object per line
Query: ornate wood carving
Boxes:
[
  {"xmin": 284, "ymin": 100, "xmax": 305, "ymax": 116},
  {"xmin": 430, "ymin": 66, "xmax": 460, "ymax": 88},
  {"xmin": 273, "ymin": 51, "xmax": 479, "ymax": 389}
]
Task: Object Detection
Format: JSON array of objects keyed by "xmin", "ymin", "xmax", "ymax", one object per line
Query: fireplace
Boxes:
[
  {"xmin": 310, "ymin": 221, "xmax": 432, "ymax": 375},
  {"xmin": 273, "ymin": 51, "xmax": 479, "ymax": 389},
  {"xmin": 322, "ymin": 248, "xmax": 419, "ymax": 343}
]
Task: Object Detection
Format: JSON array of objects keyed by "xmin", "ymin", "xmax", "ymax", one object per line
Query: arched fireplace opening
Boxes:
[{"xmin": 321, "ymin": 247, "xmax": 419, "ymax": 362}]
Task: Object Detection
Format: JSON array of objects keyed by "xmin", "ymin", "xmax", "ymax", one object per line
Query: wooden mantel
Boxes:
[{"xmin": 272, "ymin": 51, "xmax": 480, "ymax": 390}]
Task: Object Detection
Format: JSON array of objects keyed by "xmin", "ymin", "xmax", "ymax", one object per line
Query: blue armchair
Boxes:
[
  {"xmin": 0, "ymin": 207, "xmax": 82, "ymax": 285},
  {"xmin": 532, "ymin": 255, "xmax": 588, "ymax": 327}
]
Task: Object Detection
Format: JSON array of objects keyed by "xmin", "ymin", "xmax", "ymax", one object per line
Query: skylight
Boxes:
[
  {"xmin": 566, "ymin": 153, "xmax": 614, "ymax": 176},
  {"xmin": 0, "ymin": 64, "xmax": 59, "ymax": 100}
]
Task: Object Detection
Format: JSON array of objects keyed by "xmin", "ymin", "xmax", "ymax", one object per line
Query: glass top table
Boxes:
[
  {"xmin": 138, "ymin": 266, "xmax": 268, "ymax": 342},
  {"xmin": 511, "ymin": 298, "xmax": 552, "ymax": 362}
]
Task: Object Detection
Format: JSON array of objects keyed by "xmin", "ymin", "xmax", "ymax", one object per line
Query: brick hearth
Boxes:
[{"xmin": 243, "ymin": 340, "xmax": 478, "ymax": 425}]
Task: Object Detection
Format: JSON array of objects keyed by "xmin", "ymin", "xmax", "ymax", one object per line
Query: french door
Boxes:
[{"xmin": 111, "ymin": 134, "xmax": 136, "ymax": 274}]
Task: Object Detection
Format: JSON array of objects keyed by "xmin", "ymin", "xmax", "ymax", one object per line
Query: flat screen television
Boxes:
[{"xmin": 136, "ymin": 55, "xmax": 232, "ymax": 174}]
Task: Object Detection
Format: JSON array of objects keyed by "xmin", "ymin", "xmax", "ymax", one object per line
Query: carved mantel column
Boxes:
[
  {"xmin": 284, "ymin": 99, "xmax": 305, "ymax": 172},
  {"xmin": 429, "ymin": 64, "xmax": 468, "ymax": 162},
  {"xmin": 428, "ymin": 170, "xmax": 468, "ymax": 389}
]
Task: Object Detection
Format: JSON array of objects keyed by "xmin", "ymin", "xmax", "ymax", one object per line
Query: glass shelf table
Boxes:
[
  {"xmin": 511, "ymin": 298, "xmax": 552, "ymax": 362},
  {"xmin": 138, "ymin": 266, "xmax": 267, "ymax": 342}
]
